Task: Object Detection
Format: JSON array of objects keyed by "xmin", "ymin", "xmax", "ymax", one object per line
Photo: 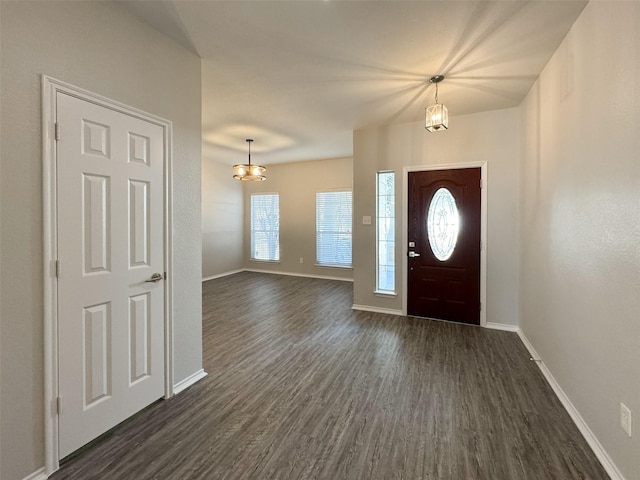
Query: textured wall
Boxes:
[
  {"xmin": 519, "ymin": 3, "xmax": 640, "ymax": 478},
  {"xmin": 202, "ymin": 157, "xmax": 244, "ymax": 278},
  {"xmin": 352, "ymin": 108, "xmax": 520, "ymax": 326},
  {"xmin": 0, "ymin": 2, "xmax": 202, "ymax": 478},
  {"xmin": 242, "ymin": 157, "xmax": 354, "ymax": 280}
]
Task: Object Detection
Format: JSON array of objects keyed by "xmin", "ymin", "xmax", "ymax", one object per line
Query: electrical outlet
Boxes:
[
  {"xmin": 299, "ymin": 257, "xmax": 304, "ymax": 264},
  {"xmin": 620, "ymin": 402, "xmax": 632, "ymax": 437}
]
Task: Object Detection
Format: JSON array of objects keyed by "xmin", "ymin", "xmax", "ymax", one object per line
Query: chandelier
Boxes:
[
  {"xmin": 233, "ymin": 138, "xmax": 266, "ymax": 181},
  {"xmin": 425, "ymin": 75, "xmax": 448, "ymax": 132}
]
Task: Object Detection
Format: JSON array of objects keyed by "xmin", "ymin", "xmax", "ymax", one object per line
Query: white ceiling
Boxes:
[{"xmin": 121, "ymin": 0, "xmax": 587, "ymax": 165}]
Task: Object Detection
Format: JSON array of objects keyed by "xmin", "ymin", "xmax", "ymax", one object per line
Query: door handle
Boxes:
[
  {"xmin": 408, "ymin": 251, "xmax": 421, "ymax": 257},
  {"xmin": 145, "ymin": 273, "xmax": 163, "ymax": 283}
]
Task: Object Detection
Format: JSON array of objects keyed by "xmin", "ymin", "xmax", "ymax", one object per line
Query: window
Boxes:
[
  {"xmin": 250, "ymin": 193, "xmax": 280, "ymax": 261},
  {"xmin": 426, "ymin": 187, "xmax": 459, "ymax": 261},
  {"xmin": 376, "ymin": 172, "xmax": 395, "ymax": 292},
  {"xmin": 316, "ymin": 191, "xmax": 352, "ymax": 267}
]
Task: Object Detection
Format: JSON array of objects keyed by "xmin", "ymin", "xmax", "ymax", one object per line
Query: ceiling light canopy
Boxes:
[
  {"xmin": 425, "ymin": 75, "xmax": 448, "ymax": 132},
  {"xmin": 233, "ymin": 138, "xmax": 266, "ymax": 181}
]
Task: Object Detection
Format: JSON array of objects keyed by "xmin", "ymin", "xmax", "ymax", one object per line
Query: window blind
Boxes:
[
  {"xmin": 316, "ymin": 191, "xmax": 352, "ymax": 267},
  {"xmin": 251, "ymin": 193, "xmax": 280, "ymax": 261}
]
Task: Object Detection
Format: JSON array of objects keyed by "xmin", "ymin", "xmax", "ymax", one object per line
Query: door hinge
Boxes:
[
  {"xmin": 164, "ymin": 272, "xmax": 167, "ymax": 280},
  {"xmin": 54, "ymin": 122, "xmax": 60, "ymax": 141},
  {"xmin": 479, "ymin": 302, "xmax": 482, "ymax": 312},
  {"xmin": 480, "ymin": 178, "xmax": 483, "ymax": 189},
  {"xmin": 55, "ymin": 260, "xmax": 61, "ymax": 278},
  {"xmin": 56, "ymin": 396, "xmax": 62, "ymax": 414}
]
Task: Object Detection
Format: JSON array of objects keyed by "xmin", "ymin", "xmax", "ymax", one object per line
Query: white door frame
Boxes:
[
  {"xmin": 402, "ymin": 162, "xmax": 488, "ymax": 326},
  {"xmin": 42, "ymin": 75, "xmax": 174, "ymax": 475}
]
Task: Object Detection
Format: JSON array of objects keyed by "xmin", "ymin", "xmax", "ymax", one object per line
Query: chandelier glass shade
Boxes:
[
  {"xmin": 425, "ymin": 75, "xmax": 448, "ymax": 132},
  {"xmin": 233, "ymin": 138, "xmax": 266, "ymax": 181}
]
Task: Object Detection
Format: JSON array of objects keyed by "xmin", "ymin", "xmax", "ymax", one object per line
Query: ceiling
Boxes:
[{"xmin": 121, "ymin": 0, "xmax": 587, "ymax": 165}]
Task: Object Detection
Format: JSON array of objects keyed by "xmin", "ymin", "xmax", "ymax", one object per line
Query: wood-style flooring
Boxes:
[{"xmin": 52, "ymin": 272, "xmax": 609, "ymax": 479}]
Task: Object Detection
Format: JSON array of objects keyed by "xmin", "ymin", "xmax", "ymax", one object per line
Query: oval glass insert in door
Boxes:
[{"xmin": 426, "ymin": 187, "xmax": 459, "ymax": 261}]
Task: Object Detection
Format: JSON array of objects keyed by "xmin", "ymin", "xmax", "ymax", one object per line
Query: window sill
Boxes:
[
  {"xmin": 374, "ymin": 290, "xmax": 397, "ymax": 298},
  {"xmin": 314, "ymin": 264, "xmax": 352, "ymax": 270},
  {"xmin": 249, "ymin": 259, "xmax": 280, "ymax": 264}
]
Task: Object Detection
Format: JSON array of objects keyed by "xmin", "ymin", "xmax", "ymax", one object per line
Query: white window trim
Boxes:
[
  {"xmin": 376, "ymin": 171, "xmax": 396, "ymax": 295},
  {"xmin": 250, "ymin": 192, "xmax": 280, "ymax": 262},
  {"xmin": 315, "ymin": 189, "xmax": 353, "ymax": 268},
  {"xmin": 374, "ymin": 290, "xmax": 397, "ymax": 298},
  {"xmin": 314, "ymin": 263, "xmax": 353, "ymax": 270}
]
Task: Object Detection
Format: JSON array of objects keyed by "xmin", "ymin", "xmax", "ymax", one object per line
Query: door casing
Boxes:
[
  {"xmin": 42, "ymin": 75, "xmax": 174, "ymax": 475},
  {"xmin": 402, "ymin": 162, "xmax": 487, "ymax": 325}
]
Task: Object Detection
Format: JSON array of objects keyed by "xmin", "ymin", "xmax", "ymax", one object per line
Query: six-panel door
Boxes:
[{"xmin": 56, "ymin": 93, "xmax": 165, "ymax": 458}]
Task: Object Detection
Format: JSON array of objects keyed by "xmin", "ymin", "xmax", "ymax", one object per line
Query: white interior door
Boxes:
[{"xmin": 56, "ymin": 92, "xmax": 165, "ymax": 458}]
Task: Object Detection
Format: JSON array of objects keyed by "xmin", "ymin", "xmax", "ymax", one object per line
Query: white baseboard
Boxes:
[
  {"xmin": 202, "ymin": 269, "xmax": 243, "ymax": 282},
  {"xmin": 348, "ymin": 309, "xmax": 519, "ymax": 328},
  {"xmin": 517, "ymin": 329, "xmax": 625, "ymax": 480},
  {"xmin": 351, "ymin": 304, "xmax": 403, "ymax": 316},
  {"xmin": 245, "ymin": 268, "xmax": 353, "ymax": 282},
  {"xmin": 23, "ymin": 372, "xmax": 209, "ymax": 480},
  {"xmin": 484, "ymin": 322, "xmax": 518, "ymax": 332},
  {"xmin": 22, "ymin": 467, "xmax": 47, "ymax": 480},
  {"xmin": 173, "ymin": 368, "xmax": 208, "ymax": 395}
]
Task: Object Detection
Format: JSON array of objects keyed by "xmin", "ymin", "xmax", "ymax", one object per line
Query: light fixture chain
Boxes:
[{"xmin": 435, "ymin": 82, "xmax": 438, "ymax": 104}]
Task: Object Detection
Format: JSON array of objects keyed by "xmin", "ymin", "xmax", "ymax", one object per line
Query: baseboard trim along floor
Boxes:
[
  {"xmin": 517, "ymin": 329, "xmax": 624, "ymax": 480},
  {"xmin": 351, "ymin": 304, "xmax": 404, "ymax": 316},
  {"xmin": 21, "ymin": 467, "xmax": 47, "ymax": 480},
  {"xmin": 173, "ymin": 369, "xmax": 208, "ymax": 395}
]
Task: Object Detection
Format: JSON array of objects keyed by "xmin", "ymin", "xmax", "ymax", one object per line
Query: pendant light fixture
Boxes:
[
  {"xmin": 233, "ymin": 138, "xmax": 266, "ymax": 181},
  {"xmin": 425, "ymin": 75, "xmax": 448, "ymax": 132}
]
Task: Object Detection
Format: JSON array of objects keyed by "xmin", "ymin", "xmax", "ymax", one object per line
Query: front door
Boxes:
[
  {"xmin": 56, "ymin": 92, "xmax": 166, "ymax": 458},
  {"xmin": 407, "ymin": 168, "xmax": 481, "ymax": 324}
]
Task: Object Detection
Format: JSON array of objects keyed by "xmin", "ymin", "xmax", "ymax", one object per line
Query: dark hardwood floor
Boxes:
[{"xmin": 52, "ymin": 272, "xmax": 609, "ymax": 479}]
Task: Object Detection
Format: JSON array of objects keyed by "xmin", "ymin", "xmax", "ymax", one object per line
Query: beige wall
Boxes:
[
  {"xmin": 202, "ymin": 157, "xmax": 244, "ymax": 278},
  {"xmin": 519, "ymin": 2, "xmax": 640, "ymax": 478},
  {"xmin": 242, "ymin": 157, "xmax": 353, "ymax": 280},
  {"xmin": 0, "ymin": 2, "xmax": 203, "ymax": 479},
  {"xmin": 353, "ymin": 108, "xmax": 520, "ymax": 326}
]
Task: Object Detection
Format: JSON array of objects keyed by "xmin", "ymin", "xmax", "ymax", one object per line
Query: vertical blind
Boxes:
[
  {"xmin": 316, "ymin": 191, "xmax": 352, "ymax": 267},
  {"xmin": 251, "ymin": 193, "xmax": 280, "ymax": 261}
]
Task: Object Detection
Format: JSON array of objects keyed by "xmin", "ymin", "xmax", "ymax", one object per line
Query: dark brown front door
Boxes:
[{"xmin": 407, "ymin": 168, "xmax": 481, "ymax": 324}]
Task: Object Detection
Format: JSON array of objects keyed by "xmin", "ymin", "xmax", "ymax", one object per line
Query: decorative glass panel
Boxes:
[{"xmin": 426, "ymin": 187, "xmax": 459, "ymax": 261}]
